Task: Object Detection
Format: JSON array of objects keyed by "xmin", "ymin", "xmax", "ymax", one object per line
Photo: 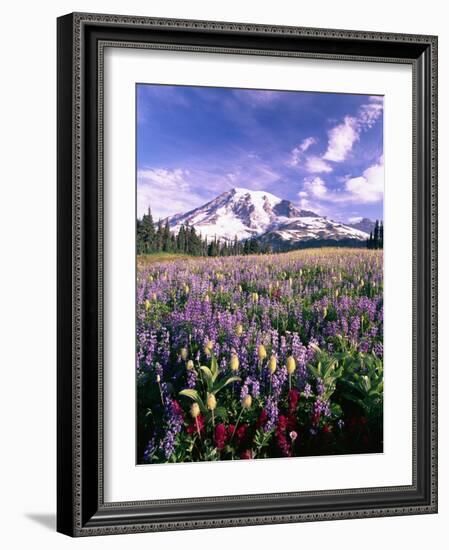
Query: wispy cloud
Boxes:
[
  {"xmin": 305, "ymin": 156, "xmax": 333, "ymax": 173},
  {"xmin": 288, "ymin": 96, "xmax": 383, "ymax": 175},
  {"xmin": 343, "ymin": 157, "xmax": 384, "ymax": 203},
  {"xmin": 233, "ymin": 89, "xmax": 282, "ymax": 107},
  {"xmin": 137, "ymin": 168, "xmax": 202, "ymax": 219},
  {"xmin": 302, "ymin": 176, "xmax": 328, "ymax": 198},
  {"xmin": 289, "ymin": 137, "xmax": 317, "ymax": 166},
  {"xmin": 358, "ymin": 99, "xmax": 384, "ymax": 129},
  {"xmin": 296, "ymin": 156, "xmax": 384, "ymax": 219},
  {"xmin": 323, "ymin": 116, "xmax": 359, "ymax": 162},
  {"xmin": 323, "ymin": 97, "xmax": 383, "ymax": 163}
]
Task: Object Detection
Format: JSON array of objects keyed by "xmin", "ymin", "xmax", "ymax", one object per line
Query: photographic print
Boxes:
[{"xmin": 136, "ymin": 84, "xmax": 384, "ymax": 465}]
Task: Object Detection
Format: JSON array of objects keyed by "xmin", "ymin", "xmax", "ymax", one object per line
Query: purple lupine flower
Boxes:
[
  {"xmin": 160, "ymin": 396, "xmax": 184, "ymax": 460},
  {"xmin": 186, "ymin": 368, "xmax": 197, "ymax": 389},
  {"xmin": 303, "ymin": 383, "xmax": 313, "ymax": 398},
  {"xmin": 264, "ymin": 396, "xmax": 279, "ymax": 432}
]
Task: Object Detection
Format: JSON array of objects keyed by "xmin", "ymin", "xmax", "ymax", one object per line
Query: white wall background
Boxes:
[{"xmin": 0, "ymin": 0, "xmax": 446, "ymax": 548}]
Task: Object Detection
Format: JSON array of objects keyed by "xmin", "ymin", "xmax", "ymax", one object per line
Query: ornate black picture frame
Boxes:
[{"xmin": 57, "ymin": 12, "xmax": 438, "ymax": 537}]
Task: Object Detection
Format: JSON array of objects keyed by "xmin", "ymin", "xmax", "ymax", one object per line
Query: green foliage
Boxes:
[
  {"xmin": 367, "ymin": 219, "xmax": 383, "ymax": 249},
  {"xmin": 179, "ymin": 354, "xmax": 241, "ymax": 407}
]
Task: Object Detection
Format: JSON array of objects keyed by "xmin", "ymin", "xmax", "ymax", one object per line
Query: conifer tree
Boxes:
[{"xmin": 137, "ymin": 206, "xmax": 156, "ymax": 254}]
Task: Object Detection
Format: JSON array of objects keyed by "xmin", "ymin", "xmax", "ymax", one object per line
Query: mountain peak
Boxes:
[{"xmin": 166, "ymin": 188, "xmax": 368, "ymax": 244}]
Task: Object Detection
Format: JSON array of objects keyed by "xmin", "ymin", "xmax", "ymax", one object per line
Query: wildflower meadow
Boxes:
[{"xmin": 137, "ymin": 248, "xmax": 383, "ymax": 463}]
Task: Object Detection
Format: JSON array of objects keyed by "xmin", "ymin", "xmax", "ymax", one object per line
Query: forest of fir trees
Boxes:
[
  {"xmin": 136, "ymin": 206, "xmax": 272, "ymax": 257},
  {"xmin": 366, "ymin": 220, "xmax": 384, "ymax": 250}
]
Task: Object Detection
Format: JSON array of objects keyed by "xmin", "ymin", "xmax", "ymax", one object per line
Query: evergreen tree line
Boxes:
[
  {"xmin": 136, "ymin": 207, "xmax": 272, "ymax": 257},
  {"xmin": 366, "ymin": 220, "xmax": 384, "ymax": 249}
]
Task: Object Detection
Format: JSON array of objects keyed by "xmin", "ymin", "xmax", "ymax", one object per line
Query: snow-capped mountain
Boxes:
[
  {"xmin": 167, "ymin": 187, "xmax": 369, "ymax": 245},
  {"xmin": 347, "ymin": 217, "xmax": 376, "ymax": 235}
]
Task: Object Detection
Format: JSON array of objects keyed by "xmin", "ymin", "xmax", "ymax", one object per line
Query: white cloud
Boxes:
[
  {"xmin": 296, "ymin": 156, "xmax": 383, "ymax": 219},
  {"xmin": 323, "ymin": 116, "xmax": 359, "ymax": 162},
  {"xmin": 344, "ymin": 158, "xmax": 384, "ymax": 203},
  {"xmin": 348, "ymin": 216, "xmax": 363, "ymax": 223},
  {"xmin": 137, "ymin": 160, "xmax": 283, "ymax": 220},
  {"xmin": 138, "ymin": 168, "xmax": 190, "ymax": 189},
  {"xmin": 303, "ymin": 176, "xmax": 328, "ymax": 198},
  {"xmin": 289, "ymin": 137, "xmax": 317, "ymax": 166},
  {"xmin": 322, "ymin": 97, "xmax": 384, "ymax": 163},
  {"xmin": 358, "ymin": 100, "xmax": 383, "ymax": 130},
  {"xmin": 305, "ymin": 156, "xmax": 333, "ymax": 173},
  {"xmin": 299, "ymin": 136, "xmax": 317, "ymax": 152},
  {"xmin": 235, "ymin": 89, "xmax": 282, "ymax": 107},
  {"xmin": 137, "ymin": 168, "xmax": 203, "ymax": 219}
]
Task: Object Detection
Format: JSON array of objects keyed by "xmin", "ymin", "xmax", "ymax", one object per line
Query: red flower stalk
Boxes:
[
  {"xmin": 214, "ymin": 423, "xmax": 227, "ymax": 450},
  {"xmin": 277, "ymin": 415, "xmax": 288, "ymax": 432},
  {"xmin": 275, "ymin": 415, "xmax": 292, "ymax": 457},
  {"xmin": 240, "ymin": 449, "xmax": 253, "ymax": 460},
  {"xmin": 235, "ymin": 423, "xmax": 249, "ymax": 445},
  {"xmin": 187, "ymin": 414, "xmax": 205, "ymax": 435},
  {"xmin": 275, "ymin": 430, "xmax": 291, "ymax": 457},
  {"xmin": 256, "ymin": 409, "xmax": 268, "ymax": 428},
  {"xmin": 288, "ymin": 388, "xmax": 300, "ymax": 412}
]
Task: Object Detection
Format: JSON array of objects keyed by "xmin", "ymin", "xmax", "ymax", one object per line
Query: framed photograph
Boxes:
[{"xmin": 57, "ymin": 12, "xmax": 438, "ymax": 536}]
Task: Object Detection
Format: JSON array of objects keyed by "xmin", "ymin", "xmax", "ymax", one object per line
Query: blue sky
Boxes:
[{"xmin": 137, "ymin": 84, "xmax": 384, "ymax": 223}]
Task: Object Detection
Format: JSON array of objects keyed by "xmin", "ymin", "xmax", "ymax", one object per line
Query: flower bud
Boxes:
[
  {"xmin": 252, "ymin": 292, "xmax": 259, "ymax": 303},
  {"xmin": 184, "ymin": 284, "xmax": 190, "ymax": 294},
  {"xmin": 235, "ymin": 324, "xmax": 243, "ymax": 337},
  {"xmin": 156, "ymin": 374, "xmax": 161, "ymax": 383},
  {"xmin": 152, "ymin": 292, "xmax": 157, "ymax": 301},
  {"xmin": 242, "ymin": 395, "xmax": 252, "ymax": 409},
  {"xmin": 230, "ymin": 354, "xmax": 239, "ymax": 372},
  {"xmin": 268, "ymin": 355, "xmax": 277, "ymax": 375},
  {"xmin": 144, "ymin": 299, "xmax": 151, "ymax": 311},
  {"xmin": 190, "ymin": 402, "xmax": 200, "ymax": 419},
  {"xmin": 286, "ymin": 356, "xmax": 296, "ymax": 375},
  {"xmin": 186, "ymin": 360, "xmax": 194, "ymax": 371},
  {"xmin": 180, "ymin": 347, "xmax": 188, "ymax": 361},
  {"xmin": 204, "ymin": 294, "xmax": 210, "ymax": 302},
  {"xmin": 207, "ymin": 393, "xmax": 217, "ymax": 411},
  {"xmin": 289, "ymin": 430, "xmax": 298, "ymax": 442},
  {"xmin": 204, "ymin": 340, "xmax": 214, "ymax": 356},
  {"xmin": 258, "ymin": 344, "xmax": 267, "ymax": 361}
]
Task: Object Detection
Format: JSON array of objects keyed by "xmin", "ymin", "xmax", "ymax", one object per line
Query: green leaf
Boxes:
[
  {"xmin": 199, "ymin": 366, "xmax": 213, "ymax": 391},
  {"xmin": 215, "ymin": 406, "xmax": 228, "ymax": 421},
  {"xmin": 178, "ymin": 389, "xmax": 206, "ymax": 414},
  {"xmin": 213, "ymin": 375, "xmax": 241, "ymax": 394},
  {"xmin": 210, "ymin": 355, "xmax": 219, "ymax": 382},
  {"xmin": 308, "ymin": 364, "xmax": 320, "ymax": 379},
  {"xmin": 179, "ymin": 388, "xmax": 200, "ymax": 401}
]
